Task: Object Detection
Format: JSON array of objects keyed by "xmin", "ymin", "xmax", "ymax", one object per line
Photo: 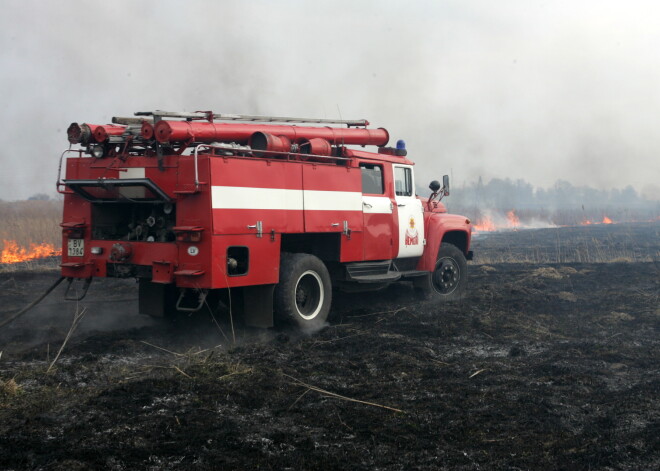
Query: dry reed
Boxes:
[{"xmin": 0, "ymin": 200, "xmax": 62, "ymax": 249}]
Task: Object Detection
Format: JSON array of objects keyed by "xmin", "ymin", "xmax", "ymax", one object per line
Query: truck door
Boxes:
[
  {"xmin": 360, "ymin": 162, "xmax": 394, "ymax": 260},
  {"xmin": 393, "ymin": 165, "xmax": 424, "ymax": 259}
]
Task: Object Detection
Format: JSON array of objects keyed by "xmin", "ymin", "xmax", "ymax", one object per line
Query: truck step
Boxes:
[
  {"xmin": 345, "ymin": 260, "xmax": 392, "ymax": 280},
  {"xmin": 349, "ymin": 272, "xmax": 403, "ymax": 283},
  {"xmin": 348, "ymin": 269, "xmax": 429, "ymax": 284},
  {"xmin": 399, "ymin": 270, "xmax": 429, "ymax": 279}
]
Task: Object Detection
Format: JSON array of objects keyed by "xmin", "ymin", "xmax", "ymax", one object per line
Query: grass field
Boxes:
[
  {"xmin": 0, "ymin": 201, "xmax": 62, "ymax": 270},
  {"xmin": 0, "ymin": 200, "xmax": 62, "ymax": 249},
  {"xmin": 472, "ymin": 222, "xmax": 660, "ymax": 264},
  {"xmin": 1, "ymin": 200, "xmax": 658, "ymax": 269}
]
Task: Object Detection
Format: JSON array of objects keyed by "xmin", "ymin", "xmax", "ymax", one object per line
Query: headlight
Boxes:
[{"xmin": 90, "ymin": 145, "xmax": 105, "ymax": 158}]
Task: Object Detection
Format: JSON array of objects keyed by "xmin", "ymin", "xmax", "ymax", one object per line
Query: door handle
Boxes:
[
  {"xmin": 362, "ymin": 202, "xmax": 373, "ymax": 208},
  {"xmin": 247, "ymin": 221, "xmax": 263, "ymax": 238},
  {"xmin": 397, "ymin": 203, "xmax": 406, "ymax": 207}
]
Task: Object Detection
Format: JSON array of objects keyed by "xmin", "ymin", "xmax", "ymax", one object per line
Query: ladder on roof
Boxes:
[{"xmin": 132, "ymin": 110, "xmax": 369, "ymax": 127}]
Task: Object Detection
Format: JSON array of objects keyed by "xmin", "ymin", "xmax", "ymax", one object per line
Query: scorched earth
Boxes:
[{"xmin": 0, "ymin": 222, "xmax": 658, "ymax": 470}]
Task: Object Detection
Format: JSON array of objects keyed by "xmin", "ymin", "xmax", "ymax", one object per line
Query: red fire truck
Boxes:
[{"xmin": 59, "ymin": 111, "xmax": 473, "ymax": 330}]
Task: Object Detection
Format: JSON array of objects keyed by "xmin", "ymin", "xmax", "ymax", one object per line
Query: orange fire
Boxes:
[
  {"xmin": 0, "ymin": 240, "xmax": 61, "ymax": 264},
  {"xmin": 474, "ymin": 210, "xmax": 521, "ymax": 233},
  {"xmin": 506, "ymin": 210, "xmax": 520, "ymax": 229},
  {"xmin": 581, "ymin": 216, "xmax": 614, "ymax": 226},
  {"xmin": 473, "ymin": 217, "xmax": 496, "ymax": 232},
  {"xmin": 471, "ymin": 211, "xmax": 623, "ymax": 234}
]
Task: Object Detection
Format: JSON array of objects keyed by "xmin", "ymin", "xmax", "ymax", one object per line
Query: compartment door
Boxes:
[
  {"xmin": 302, "ymin": 164, "xmax": 363, "ymax": 233},
  {"xmin": 360, "ymin": 162, "xmax": 394, "ymax": 260}
]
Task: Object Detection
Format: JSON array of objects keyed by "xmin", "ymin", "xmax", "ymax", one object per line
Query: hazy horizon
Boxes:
[{"xmin": 1, "ymin": 0, "xmax": 659, "ymax": 200}]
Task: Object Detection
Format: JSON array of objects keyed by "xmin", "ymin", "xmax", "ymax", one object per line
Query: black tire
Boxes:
[
  {"xmin": 414, "ymin": 243, "xmax": 467, "ymax": 300},
  {"xmin": 274, "ymin": 253, "xmax": 332, "ymax": 331}
]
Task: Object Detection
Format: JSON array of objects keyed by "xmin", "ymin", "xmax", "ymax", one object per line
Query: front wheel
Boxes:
[
  {"xmin": 274, "ymin": 253, "xmax": 332, "ymax": 331},
  {"xmin": 414, "ymin": 243, "xmax": 468, "ymax": 300}
]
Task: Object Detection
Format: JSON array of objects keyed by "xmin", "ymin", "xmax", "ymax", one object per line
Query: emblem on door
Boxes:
[{"xmin": 405, "ymin": 217, "xmax": 419, "ymax": 246}]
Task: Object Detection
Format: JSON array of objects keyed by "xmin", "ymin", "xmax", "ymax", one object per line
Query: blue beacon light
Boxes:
[{"xmin": 396, "ymin": 139, "xmax": 406, "ymax": 150}]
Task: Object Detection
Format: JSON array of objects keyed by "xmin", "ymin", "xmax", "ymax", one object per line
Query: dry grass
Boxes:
[
  {"xmin": 0, "ymin": 200, "xmax": 62, "ymax": 249},
  {"xmin": 123, "ymin": 343, "xmax": 251, "ymax": 383},
  {"xmin": 0, "ymin": 200, "xmax": 62, "ymax": 272},
  {"xmin": 0, "ymin": 259, "xmax": 60, "ymax": 273},
  {"xmin": 0, "ymin": 378, "xmax": 22, "ymax": 396}
]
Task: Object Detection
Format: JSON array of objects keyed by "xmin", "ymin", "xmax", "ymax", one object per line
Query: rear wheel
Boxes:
[
  {"xmin": 274, "ymin": 253, "xmax": 332, "ymax": 331},
  {"xmin": 414, "ymin": 243, "xmax": 467, "ymax": 300}
]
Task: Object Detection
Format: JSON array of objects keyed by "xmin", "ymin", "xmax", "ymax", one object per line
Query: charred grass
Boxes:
[
  {"xmin": 472, "ymin": 222, "xmax": 660, "ymax": 264},
  {"xmin": 0, "ymin": 224, "xmax": 659, "ymax": 470}
]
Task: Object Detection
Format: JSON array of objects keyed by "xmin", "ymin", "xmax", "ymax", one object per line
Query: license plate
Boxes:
[{"xmin": 68, "ymin": 239, "xmax": 84, "ymax": 257}]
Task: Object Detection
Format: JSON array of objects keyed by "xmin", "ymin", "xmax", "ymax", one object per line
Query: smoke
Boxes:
[
  {"xmin": 437, "ymin": 175, "xmax": 660, "ymax": 228},
  {"xmin": 1, "ymin": 0, "xmax": 659, "ymax": 200},
  {"xmin": 0, "ymin": 276, "xmax": 249, "ymax": 358}
]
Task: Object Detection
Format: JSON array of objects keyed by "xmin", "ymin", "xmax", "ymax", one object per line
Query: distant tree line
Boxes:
[
  {"xmin": 420, "ymin": 177, "xmax": 655, "ymax": 210},
  {"xmin": 27, "ymin": 193, "xmax": 51, "ymax": 201},
  {"xmin": 416, "ymin": 177, "xmax": 659, "ymax": 225}
]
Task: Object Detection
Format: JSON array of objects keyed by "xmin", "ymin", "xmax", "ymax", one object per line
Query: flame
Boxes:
[
  {"xmin": 581, "ymin": 216, "xmax": 614, "ymax": 226},
  {"xmin": 0, "ymin": 240, "xmax": 61, "ymax": 264},
  {"xmin": 474, "ymin": 210, "xmax": 521, "ymax": 233},
  {"xmin": 473, "ymin": 217, "xmax": 496, "ymax": 232},
  {"xmin": 506, "ymin": 210, "xmax": 520, "ymax": 229},
  {"xmin": 472, "ymin": 210, "xmax": 631, "ymax": 234}
]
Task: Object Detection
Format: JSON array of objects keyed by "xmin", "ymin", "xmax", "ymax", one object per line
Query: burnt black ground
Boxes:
[{"xmin": 0, "ymin": 223, "xmax": 659, "ymax": 470}]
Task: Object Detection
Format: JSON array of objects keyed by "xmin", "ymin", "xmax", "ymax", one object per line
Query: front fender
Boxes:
[{"xmin": 417, "ymin": 213, "xmax": 472, "ymax": 272}]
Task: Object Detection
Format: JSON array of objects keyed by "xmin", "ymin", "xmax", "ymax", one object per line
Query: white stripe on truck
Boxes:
[{"xmin": 211, "ymin": 186, "xmax": 362, "ymax": 212}]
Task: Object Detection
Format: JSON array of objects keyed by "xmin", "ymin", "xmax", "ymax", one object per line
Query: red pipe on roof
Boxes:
[
  {"xmin": 93, "ymin": 125, "xmax": 126, "ymax": 143},
  {"xmin": 151, "ymin": 120, "xmax": 389, "ymax": 147}
]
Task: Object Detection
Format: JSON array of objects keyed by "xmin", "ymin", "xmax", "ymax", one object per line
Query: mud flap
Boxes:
[
  {"xmin": 139, "ymin": 281, "xmax": 177, "ymax": 317},
  {"xmin": 242, "ymin": 284, "xmax": 275, "ymax": 328}
]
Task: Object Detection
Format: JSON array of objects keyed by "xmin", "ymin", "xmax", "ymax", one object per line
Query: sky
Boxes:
[{"xmin": 1, "ymin": 0, "xmax": 659, "ymax": 201}]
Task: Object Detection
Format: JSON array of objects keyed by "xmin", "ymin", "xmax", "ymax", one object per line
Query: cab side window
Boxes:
[
  {"xmin": 360, "ymin": 163, "xmax": 384, "ymax": 194},
  {"xmin": 394, "ymin": 167, "xmax": 413, "ymax": 196}
]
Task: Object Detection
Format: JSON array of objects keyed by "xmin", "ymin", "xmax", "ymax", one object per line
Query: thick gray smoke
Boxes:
[{"xmin": 1, "ymin": 0, "xmax": 659, "ymax": 201}]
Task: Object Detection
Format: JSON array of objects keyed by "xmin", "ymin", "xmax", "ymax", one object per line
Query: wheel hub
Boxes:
[
  {"xmin": 296, "ymin": 286, "xmax": 309, "ymax": 305},
  {"xmin": 294, "ymin": 271, "xmax": 324, "ymax": 320},
  {"xmin": 432, "ymin": 258, "xmax": 460, "ymax": 294}
]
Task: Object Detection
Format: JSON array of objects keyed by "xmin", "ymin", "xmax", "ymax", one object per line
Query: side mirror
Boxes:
[
  {"xmin": 442, "ymin": 175, "xmax": 450, "ymax": 196},
  {"xmin": 429, "ymin": 180, "xmax": 441, "ymax": 192}
]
